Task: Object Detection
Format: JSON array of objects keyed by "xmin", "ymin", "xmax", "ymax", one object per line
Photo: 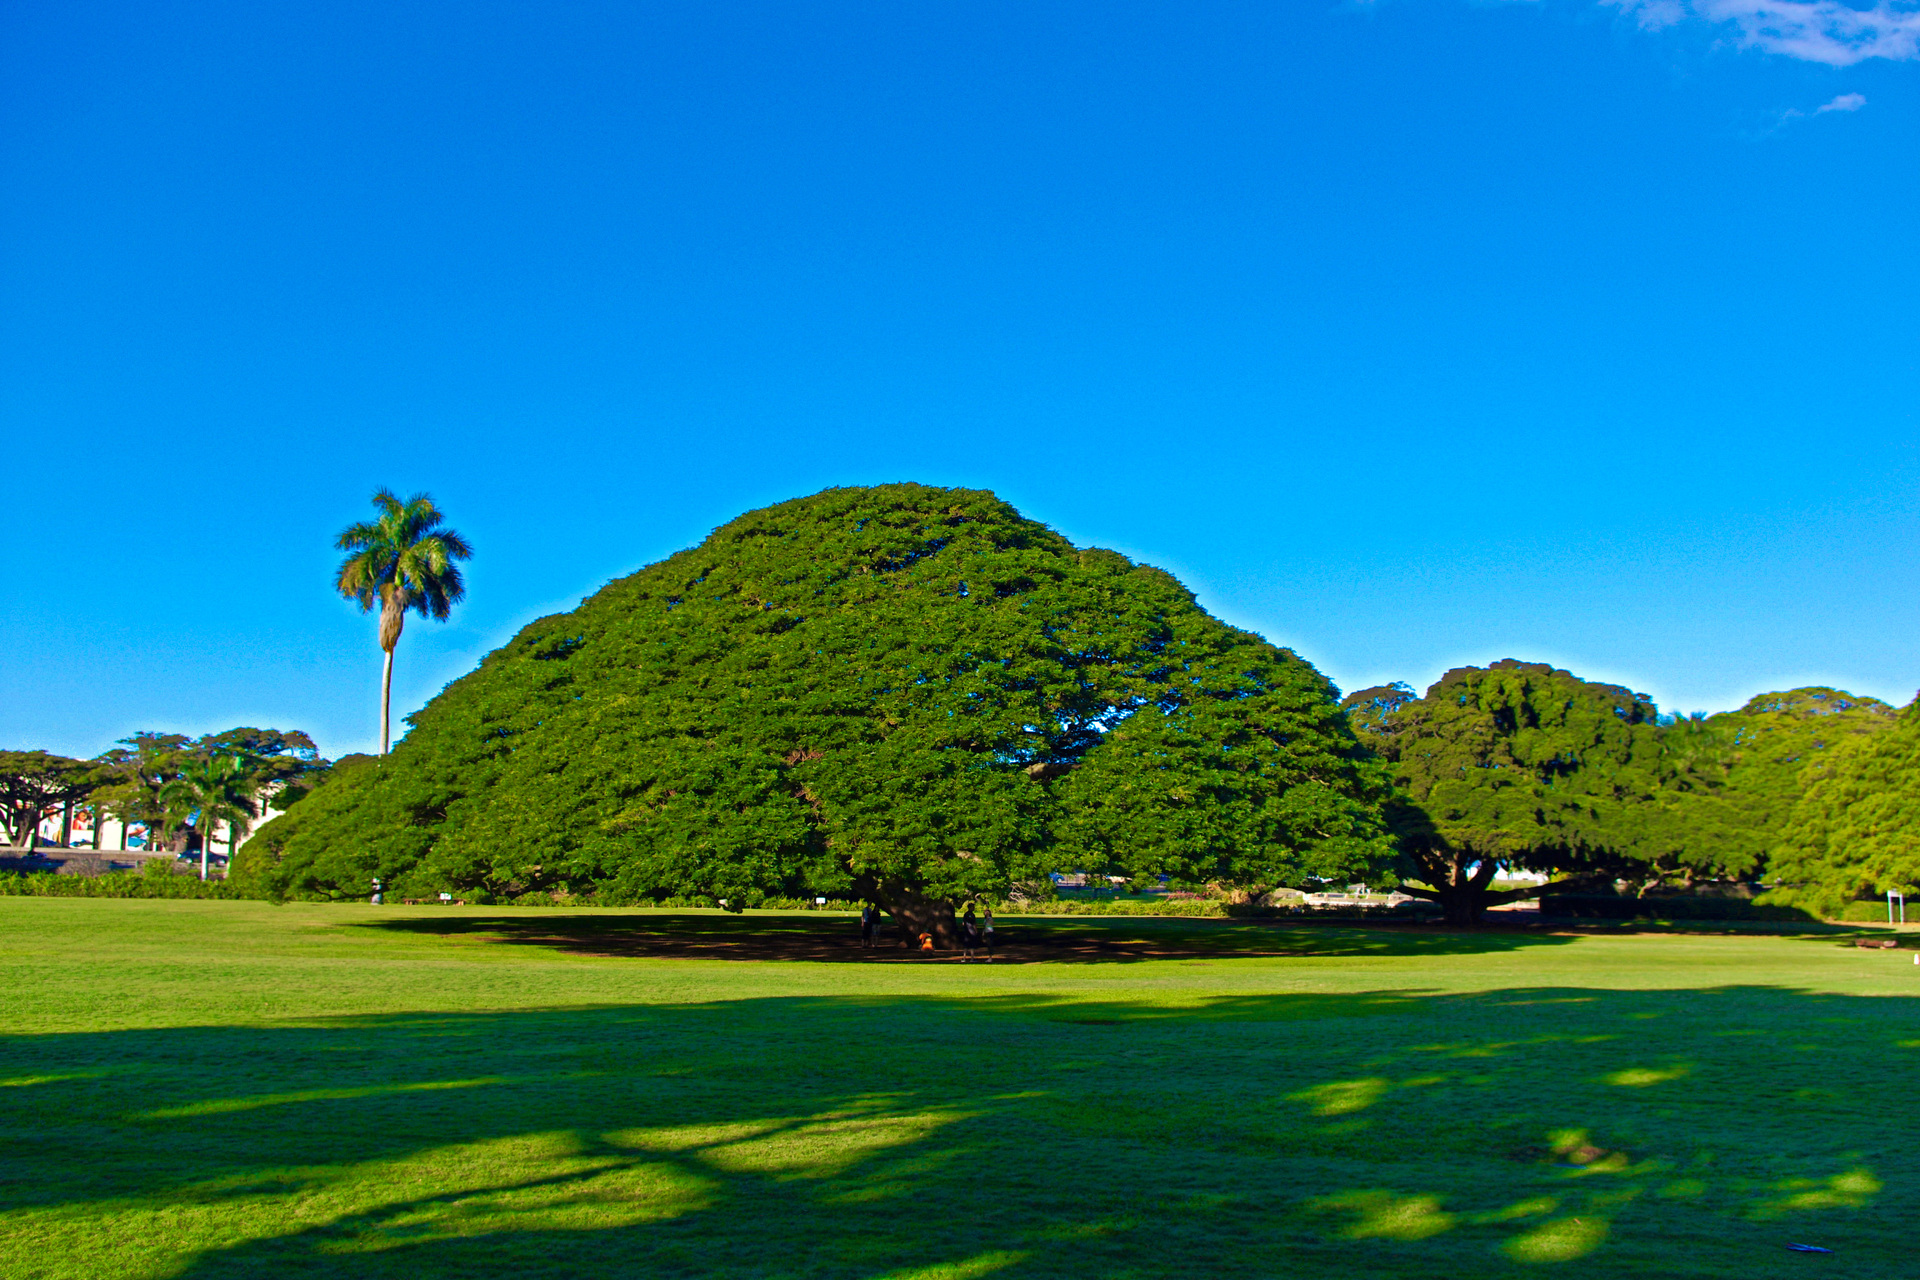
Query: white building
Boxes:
[{"xmin": 33, "ymin": 791, "xmax": 292, "ymax": 867}]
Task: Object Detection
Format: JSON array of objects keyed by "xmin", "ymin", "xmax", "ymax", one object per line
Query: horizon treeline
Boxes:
[
  {"xmin": 230, "ymin": 484, "xmax": 1919, "ymax": 929},
  {"xmin": 7, "ymin": 484, "xmax": 1915, "ymax": 928}
]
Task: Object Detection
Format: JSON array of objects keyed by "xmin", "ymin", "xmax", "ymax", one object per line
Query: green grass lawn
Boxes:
[{"xmin": 2, "ymin": 901, "xmax": 1916, "ymax": 1279}]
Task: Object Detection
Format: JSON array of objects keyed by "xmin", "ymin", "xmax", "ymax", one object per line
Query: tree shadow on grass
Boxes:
[
  {"xmin": 3, "ymin": 979, "xmax": 1918, "ymax": 1278},
  {"xmin": 341, "ymin": 911, "xmax": 1587, "ymax": 963}
]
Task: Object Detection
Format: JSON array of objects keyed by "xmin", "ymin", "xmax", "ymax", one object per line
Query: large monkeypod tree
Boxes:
[
  {"xmin": 241, "ymin": 484, "xmax": 1390, "ymax": 942},
  {"xmin": 1344, "ymin": 661, "xmax": 1673, "ymax": 925}
]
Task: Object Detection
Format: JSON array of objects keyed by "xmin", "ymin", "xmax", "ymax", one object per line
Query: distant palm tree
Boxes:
[
  {"xmin": 160, "ymin": 754, "xmax": 259, "ymax": 881},
  {"xmin": 334, "ymin": 490, "xmax": 474, "ymax": 755}
]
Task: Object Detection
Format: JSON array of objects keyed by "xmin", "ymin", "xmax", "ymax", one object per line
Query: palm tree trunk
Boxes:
[
  {"xmin": 381, "ymin": 645, "xmax": 395, "ymax": 755},
  {"xmin": 199, "ymin": 818, "xmax": 209, "ymax": 881},
  {"xmin": 379, "ymin": 594, "xmax": 406, "ymax": 755}
]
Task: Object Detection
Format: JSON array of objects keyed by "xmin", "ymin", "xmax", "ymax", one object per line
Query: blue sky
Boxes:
[{"xmin": 4, "ymin": 0, "xmax": 1917, "ymax": 760}]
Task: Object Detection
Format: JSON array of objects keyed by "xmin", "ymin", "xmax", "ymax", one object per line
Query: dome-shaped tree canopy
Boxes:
[{"xmin": 243, "ymin": 484, "xmax": 1388, "ymax": 934}]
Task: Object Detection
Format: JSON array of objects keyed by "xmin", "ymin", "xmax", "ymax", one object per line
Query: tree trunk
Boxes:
[
  {"xmin": 1404, "ymin": 849, "xmax": 1502, "ymax": 925},
  {"xmin": 1413, "ymin": 859, "xmax": 1553, "ymax": 925},
  {"xmin": 59, "ymin": 800, "xmax": 73, "ymax": 847},
  {"xmin": 199, "ymin": 820, "xmax": 209, "ymax": 882},
  {"xmin": 1437, "ymin": 885, "xmax": 1486, "ymax": 926},
  {"xmin": 875, "ymin": 886, "xmax": 960, "ymax": 950},
  {"xmin": 1451, "ymin": 856, "xmax": 1500, "ymax": 924},
  {"xmin": 380, "ymin": 594, "xmax": 406, "ymax": 755},
  {"xmin": 380, "ymin": 645, "xmax": 395, "ymax": 755}
]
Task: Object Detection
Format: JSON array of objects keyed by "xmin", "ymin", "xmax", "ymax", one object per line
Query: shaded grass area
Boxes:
[
  {"xmin": 344, "ymin": 908, "xmax": 1895, "ymax": 964},
  {"xmin": 345, "ymin": 910, "xmax": 1596, "ymax": 963},
  {"xmin": 2, "ymin": 901, "xmax": 1917, "ymax": 1279}
]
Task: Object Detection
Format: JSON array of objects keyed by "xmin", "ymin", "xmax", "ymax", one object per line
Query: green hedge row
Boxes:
[
  {"xmin": 450, "ymin": 893, "xmax": 1231, "ymax": 916},
  {"xmin": 0, "ymin": 871, "xmax": 249, "ymax": 899},
  {"xmin": 993, "ymin": 897, "xmax": 1230, "ymax": 917},
  {"xmin": 1834, "ymin": 898, "xmax": 1910, "ymax": 923},
  {"xmin": 995, "ymin": 897, "xmax": 1431, "ymax": 918},
  {"xmin": 1539, "ymin": 894, "xmax": 1814, "ymax": 922}
]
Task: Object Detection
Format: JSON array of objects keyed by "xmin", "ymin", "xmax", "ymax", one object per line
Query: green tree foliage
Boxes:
[
  {"xmin": 245, "ymin": 485, "xmax": 1389, "ymax": 939},
  {"xmin": 91, "ymin": 733, "xmax": 192, "ymax": 850},
  {"xmin": 1709, "ymin": 689, "xmax": 1895, "ymax": 865},
  {"xmin": 334, "ymin": 490, "xmax": 474, "ymax": 755},
  {"xmin": 92, "ymin": 730, "xmax": 324, "ymax": 855},
  {"xmin": 160, "ymin": 754, "xmax": 262, "ymax": 881},
  {"xmin": 1768, "ymin": 699, "xmax": 1920, "ymax": 913},
  {"xmin": 1344, "ymin": 674, "xmax": 1885, "ymax": 916},
  {"xmin": 1613, "ymin": 712, "xmax": 1757, "ymax": 888},
  {"xmin": 1345, "ymin": 661, "xmax": 1674, "ymax": 924},
  {"xmin": 1610, "ymin": 689, "xmax": 1894, "ymax": 891},
  {"xmin": 0, "ymin": 751, "xmax": 103, "ymax": 849},
  {"xmin": 202, "ymin": 728, "xmax": 328, "ymax": 811}
]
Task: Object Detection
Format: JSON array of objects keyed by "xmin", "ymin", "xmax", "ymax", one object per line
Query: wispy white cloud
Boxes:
[
  {"xmin": 1607, "ymin": 0, "xmax": 1920, "ymax": 65},
  {"xmin": 1763, "ymin": 90, "xmax": 1866, "ymax": 133}
]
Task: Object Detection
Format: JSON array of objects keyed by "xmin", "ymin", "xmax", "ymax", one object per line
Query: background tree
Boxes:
[
  {"xmin": 244, "ymin": 484, "xmax": 1390, "ymax": 940},
  {"xmin": 91, "ymin": 732, "xmax": 194, "ymax": 852},
  {"xmin": 1705, "ymin": 689, "xmax": 1895, "ymax": 865},
  {"xmin": 160, "ymin": 754, "xmax": 262, "ymax": 880},
  {"xmin": 92, "ymin": 729, "xmax": 323, "ymax": 855},
  {"xmin": 334, "ymin": 490, "xmax": 474, "ymax": 755},
  {"xmin": 1606, "ymin": 712, "xmax": 1753, "ymax": 891},
  {"xmin": 1345, "ymin": 661, "xmax": 1670, "ymax": 924},
  {"xmin": 197, "ymin": 728, "xmax": 326, "ymax": 812},
  {"xmin": 1340, "ymin": 683, "xmax": 1419, "ymax": 739},
  {"xmin": 0, "ymin": 751, "xmax": 103, "ymax": 850},
  {"xmin": 1768, "ymin": 698, "xmax": 1920, "ymax": 914},
  {"xmin": 1595, "ymin": 689, "xmax": 1898, "ymax": 897}
]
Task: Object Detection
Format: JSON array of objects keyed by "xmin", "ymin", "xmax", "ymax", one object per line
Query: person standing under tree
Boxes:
[
  {"xmin": 859, "ymin": 904, "xmax": 875, "ymax": 949},
  {"xmin": 961, "ymin": 904, "xmax": 980, "ymax": 962},
  {"xmin": 983, "ymin": 905, "xmax": 995, "ymax": 961}
]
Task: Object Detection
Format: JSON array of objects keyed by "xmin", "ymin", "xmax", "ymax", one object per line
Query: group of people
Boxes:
[{"xmin": 858, "ymin": 901, "xmax": 995, "ymax": 960}]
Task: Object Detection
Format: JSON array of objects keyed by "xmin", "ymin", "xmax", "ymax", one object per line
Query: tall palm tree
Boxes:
[
  {"xmin": 159, "ymin": 754, "xmax": 259, "ymax": 881},
  {"xmin": 334, "ymin": 490, "xmax": 474, "ymax": 755}
]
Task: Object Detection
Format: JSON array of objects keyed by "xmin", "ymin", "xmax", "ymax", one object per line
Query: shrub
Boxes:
[
  {"xmin": 1837, "ymin": 897, "xmax": 1907, "ymax": 923},
  {"xmin": 1540, "ymin": 893, "xmax": 1813, "ymax": 922},
  {"xmin": 993, "ymin": 897, "xmax": 1231, "ymax": 917},
  {"xmin": 0, "ymin": 871, "xmax": 250, "ymax": 900}
]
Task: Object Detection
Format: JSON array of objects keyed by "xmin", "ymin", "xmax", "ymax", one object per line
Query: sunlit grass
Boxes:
[{"xmin": 2, "ymin": 900, "xmax": 1916, "ymax": 1277}]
